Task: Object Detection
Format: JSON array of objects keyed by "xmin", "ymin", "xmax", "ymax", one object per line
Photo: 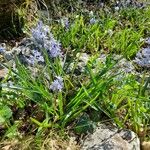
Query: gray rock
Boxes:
[
  {"xmin": 67, "ymin": 53, "xmax": 90, "ymax": 74},
  {"xmin": 112, "ymin": 0, "xmax": 146, "ymax": 11},
  {"xmin": 68, "ymin": 53, "xmax": 136, "ymax": 76},
  {"xmin": 81, "ymin": 123, "xmax": 140, "ymax": 150},
  {"xmin": 95, "ymin": 54, "xmax": 136, "ymax": 75},
  {"xmin": 145, "ymin": 37, "xmax": 150, "ymax": 45},
  {"xmin": 1, "ymin": 38, "xmax": 44, "ymax": 66},
  {"xmin": 134, "ymin": 47, "xmax": 150, "ymax": 69},
  {"xmin": 133, "ymin": 37, "xmax": 150, "ymax": 69}
]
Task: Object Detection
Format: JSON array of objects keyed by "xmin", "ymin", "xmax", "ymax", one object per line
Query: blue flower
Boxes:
[
  {"xmin": 50, "ymin": 76, "xmax": 64, "ymax": 92},
  {"xmin": 31, "ymin": 21, "xmax": 50, "ymax": 45},
  {"xmin": 90, "ymin": 18, "xmax": 97, "ymax": 24},
  {"xmin": 0, "ymin": 45, "xmax": 6, "ymax": 53},
  {"xmin": 31, "ymin": 20, "xmax": 62, "ymax": 58},
  {"xmin": 0, "ymin": 47, "xmax": 4, "ymax": 53},
  {"xmin": 32, "ymin": 50, "xmax": 44, "ymax": 62},
  {"xmin": 26, "ymin": 49, "xmax": 44, "ymax": 65},
  {"xmin": 26, "ymin": 55, "xmax": 35, "ymax": 65},
  {"xmin": 44, "ymin": 37, "xmax": 62, "ymax": 58}
]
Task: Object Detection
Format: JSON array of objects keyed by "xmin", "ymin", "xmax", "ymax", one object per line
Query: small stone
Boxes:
[{"xmin": 145, "ymin": 38, "xmax": 150, "ymax": 45}]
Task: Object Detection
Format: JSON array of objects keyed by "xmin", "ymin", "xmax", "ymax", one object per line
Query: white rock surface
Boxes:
[{"xmin": 81, "ymin": 123, "xmax": 140, "ymax": 150}]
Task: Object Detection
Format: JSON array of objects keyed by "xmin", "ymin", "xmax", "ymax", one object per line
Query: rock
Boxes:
[
  {"xmin": 145, "ymin": 37, "xmax": 150, "ymax": 45},
  {"xmin": 95, "ymin": 54, "xmax": 136, "ymax": 75},
  {"xmin": 81, "ymin": 123, "xmax": 140, "ymax": 150},
  {"xmin": 67, "ymin": 53, "xmax": 90, "ymax": 75},
  {"xmin": 134, "ymin": 37, "xmax": 150, "ymax": 69}
]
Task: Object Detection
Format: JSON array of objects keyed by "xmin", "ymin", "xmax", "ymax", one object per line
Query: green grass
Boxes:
[{"xmin": 53, "ymin": 6, "xmax": 150, "ymax": 58}]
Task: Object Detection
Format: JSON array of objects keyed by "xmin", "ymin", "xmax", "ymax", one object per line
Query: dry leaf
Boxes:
[
  {"xmin": 142, "ymin": 141, "xmax": 150, "ymax": 150},
  {"xmin": 0, "ymin": 68, "xmax": 8, "ymax": 78},
  {"xmin": 1, "ymin": 145, "xmax": 11, "ymax": 150}
]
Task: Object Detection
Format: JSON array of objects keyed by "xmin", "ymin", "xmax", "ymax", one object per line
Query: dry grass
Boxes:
[{"xmin": 0, "ymin": 131, "xmax": 80, "ymax": 150}]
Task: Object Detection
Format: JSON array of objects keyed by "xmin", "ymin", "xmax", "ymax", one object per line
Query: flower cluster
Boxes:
[
  {"xmin": 31, "ymin": 21, "xmax": 62, "ymax": 58},
  {"xmin": 50, "ymin": 76, "xmax": 64, "ymax": 92},
  {"xmin": 31, "ymin": 21, "xmax": 50, "ymax": 45},
  {"xmin": 44, "ymin": 36, "xmax": 62, "ymax": 58},
  {"xmin": 90, "ymin": 18, "xmax": 97, "ymax": 24},
  {"xmin": 134, "ymin": 47, "xmax": 150, "ymax": 68},
  {"xmin": 31, "ymin": 22, "xmax": 64, "ymax": 91},
  {"xmin": 26, "ymin": 49, "xmax": 44, "ymax": 65}
]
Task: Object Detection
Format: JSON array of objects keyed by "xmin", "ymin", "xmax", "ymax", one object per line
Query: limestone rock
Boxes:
[
  {"xmin": 81, "ymin": 123, "xmax": 140, "ymax": 150},
  {"xmin": 134, "ymin": 37, "xmax": 150, "ymax": 69}
]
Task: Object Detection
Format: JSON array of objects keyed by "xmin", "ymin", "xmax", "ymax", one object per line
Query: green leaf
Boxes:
[
  {"xmin": 5, "ymin": 124, "xmax": 19, "ymax": 138},
  {"xmin": 0, "ymin": 105, "xmax": 12, "ymax": 125}
]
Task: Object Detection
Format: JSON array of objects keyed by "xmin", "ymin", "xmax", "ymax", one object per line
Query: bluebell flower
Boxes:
[
  {"xmin": 32, "ymin": 50, "xmax": 44, "ymax": 62},
  {"xmin": 0, "ymin": 44, "xmax": 6, "ymax": 53},
  {"xmin": 90, "ymin": 18, "xmax": 97, "ymax": 24},
  {"xmin": 31, "ymin": 20, "xmax": 62, "ymax": 58},
  {"xmin": 44, "ymin": 35, "xmax": 62, "ymax": 58},
  {"xmin": 50, "ymin": 76, "xmax": 64, "ymax": 92},
  {"xmin": 31, "ymin": 21, "xmax": 50, "ymax": 45},
  {"xmin": 142, "ymin": 48, "xmax": 150, "ymax": 56},
  {"xmin": 0, "ymin": 47, "xmax": 5, "ymax": 53},
  {"xmin": 26, "ymin": 55, "xmax": 35, "ymax": 65},
  {"xmin": 26, "ymin": 49, "xmax": 44, "ymax": 65}
]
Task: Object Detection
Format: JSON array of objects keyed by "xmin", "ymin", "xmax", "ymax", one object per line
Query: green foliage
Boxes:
[
  {"xmin": 0, "ymin": 105, "xmax": 12, "ymax": 125},
  {"xmin": 54, "ymin": 15, "xmax": 116, "ymax": 54},
  {"xmin": 2, "ymin": 51, "xmax": 150, "ymax": 139},
  {"xmin": 105, "ymin": 28, "xmax": 143, "ymax": 58},
  {"xmin": 53, "ymin": 6, "xmax": 150, "ymax": 58},
  {"xmin": 0, "ymin": 2, "xmax": 150, "ymax": 144},
  {"xmin": 102, "ymin": 74, "xmax": 150, "ymax": 135},
  {"xmin": 1, "ymin": 53, "xmax": 117, "ymax": 130}
]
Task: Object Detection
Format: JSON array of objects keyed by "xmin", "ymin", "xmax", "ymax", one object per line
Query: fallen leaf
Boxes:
[
  {"xmin": 142, "ymin": 141, "xmax": 150, "ymax": 150},
  {"xmin": 1, "ymin": 145, "xmax": 11, "ymax": 150},
  {"xmin": 0, "ymin": 68, "xmax": 8, "ymax": 78}
]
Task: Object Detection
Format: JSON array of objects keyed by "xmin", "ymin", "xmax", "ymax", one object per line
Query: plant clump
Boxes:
[
  {"xmin": 0, "ymin": 1, "xmax": 150, "ymax": 149},
  {"xmin": 1, "ymin": 21, "xmax": 62, "ymax": 67}
]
